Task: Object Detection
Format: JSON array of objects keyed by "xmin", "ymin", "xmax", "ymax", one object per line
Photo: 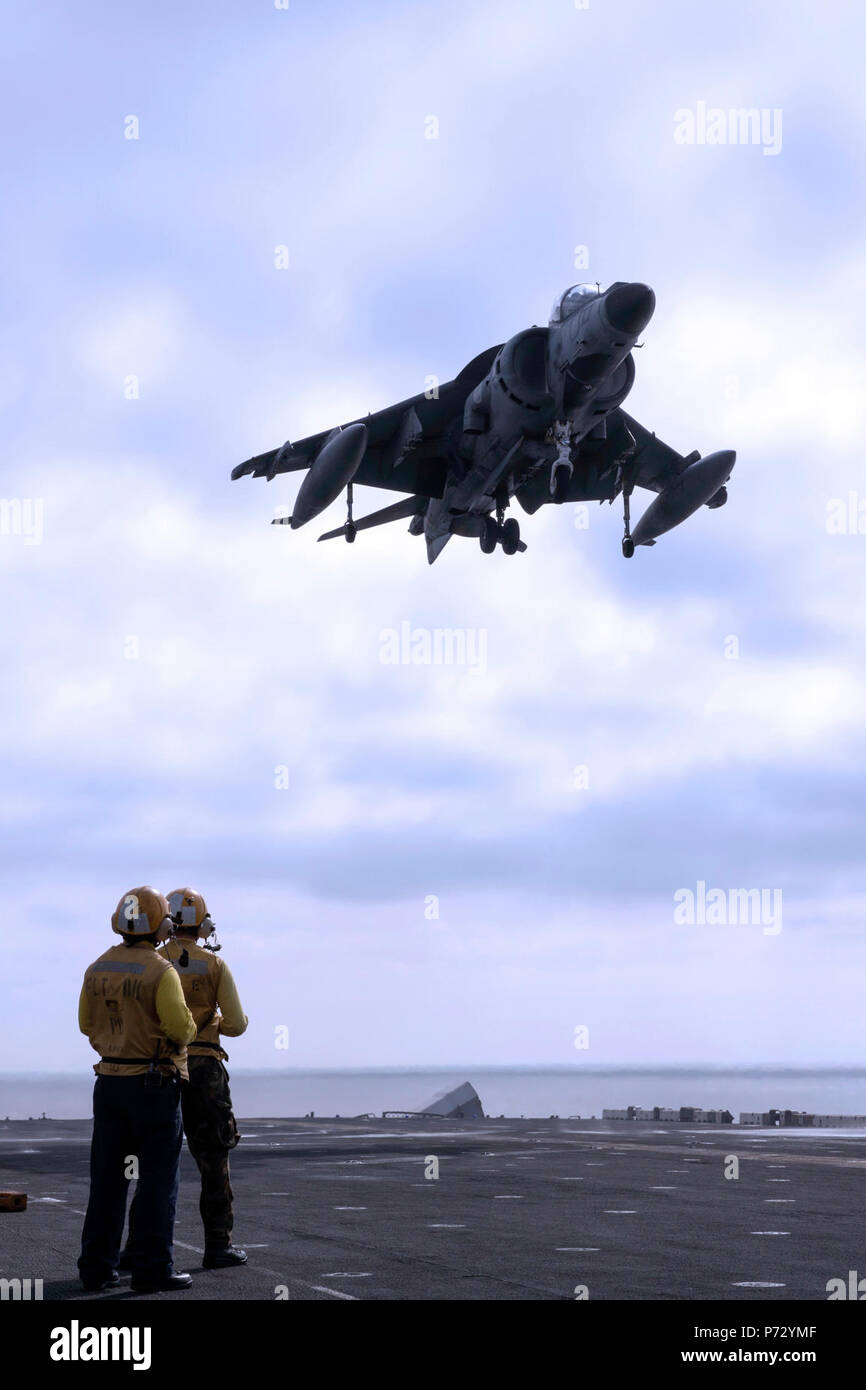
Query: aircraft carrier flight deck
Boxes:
[{"xmin": 2, "ymin": 1116, "xmax": 863, "ymax": 1301}]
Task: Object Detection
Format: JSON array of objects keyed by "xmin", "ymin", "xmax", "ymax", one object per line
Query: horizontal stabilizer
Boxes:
[{"xmin": 318, "ymin": 494, "xmax": 426, "ymax": 542}]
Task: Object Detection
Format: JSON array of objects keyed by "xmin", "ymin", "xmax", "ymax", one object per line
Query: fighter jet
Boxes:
[{"xmin": 232, "ymin": 283, "xmax": 735, "ymax": 563}]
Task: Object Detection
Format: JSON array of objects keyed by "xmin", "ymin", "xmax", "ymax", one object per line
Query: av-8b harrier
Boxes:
[{"xmin": 232, "ymin": 283, "xmax": 735, "ymax": 563}]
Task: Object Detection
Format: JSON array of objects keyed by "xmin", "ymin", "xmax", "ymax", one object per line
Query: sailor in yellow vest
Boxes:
[
  {"xmin": 77, "ymin": 887, "xmax": 196, "ymax": 1293},
  {"xmin": 123, "ymin": 887, "xmax": 249, "ymax": 1268}
]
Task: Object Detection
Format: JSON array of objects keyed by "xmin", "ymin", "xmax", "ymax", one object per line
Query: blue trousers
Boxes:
[{"xmin": 78, "ymin": 1073, "xmax": 182, "ymax": 1283}]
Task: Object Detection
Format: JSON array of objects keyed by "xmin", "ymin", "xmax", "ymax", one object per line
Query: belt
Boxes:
[{"xmin": 98, "ymin": 1056, "xmax": 176, "ymax": 1069}]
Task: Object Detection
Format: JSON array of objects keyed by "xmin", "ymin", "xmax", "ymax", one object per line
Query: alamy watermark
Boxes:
[
  {"xmin": 0, "ymin": 498, "xmax": 43, "ymax": 545},
  {"xmin": 674, "ymin": 880, "xmax": 782, "ymax": 935},
  {"xmin": 826, "ymin": 493, "xmax": 866, "ymax": 535},
  {"xmin": 827, "ymin": 1270, "xmax": 866, "ymax": 1299},
  {"xmin": 379, "ymin": 621, "xmax": 487, "ymax": 673},
  {"xmin": 674, "ymin": 103, "xmax": 782, "ymax": 156},
  {"xmin": 1, "ymin": 1277, "xmax": 43, "ymax": 1300}
]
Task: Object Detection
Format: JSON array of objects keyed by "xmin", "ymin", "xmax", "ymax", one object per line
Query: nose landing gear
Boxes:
[
  {"xmin": 549, "ymin": 421, "xmax": 575, "ymax": 504},
  {"xmin": 551, "ymin": 463, "xmax": 573, "ymax": 504}
]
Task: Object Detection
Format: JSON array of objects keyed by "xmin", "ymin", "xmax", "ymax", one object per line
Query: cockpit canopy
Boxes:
[{"xmin": 549, "ymin": 283, "xmax": 604, "ymax": 324}]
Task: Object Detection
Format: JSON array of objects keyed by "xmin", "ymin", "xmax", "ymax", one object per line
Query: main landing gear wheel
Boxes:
[
  {"xmin": 479, "ymin": 514, "xmax": 522, "ymax": 555},
  {"xmin": 501, "ymin": 518, "xmax": 520, "ymax": 555},
  {"xmin": 480, "ymin": 515, "xmax": 498, "ymax": 554},
  {"xmin": 622, "ymin": 536, "xmax": 634, "ymax": 558}
]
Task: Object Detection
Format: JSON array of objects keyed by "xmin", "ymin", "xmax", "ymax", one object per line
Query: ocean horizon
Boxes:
[{"xmin": 2, "ymin": 1065, "xmax": 865, "ymax": 1122}]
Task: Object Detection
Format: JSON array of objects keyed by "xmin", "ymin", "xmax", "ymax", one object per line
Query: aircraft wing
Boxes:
[
  {"xmin": 614, "ymin": 408, "xmax": 699, "ymax": 493},
  {"xmin": 232, "ymin": 345, "xmax": 503, "ymax": 500},
  {"xmin": 568, "ymin": 407, "xmax": 696, "ymax": 497}
]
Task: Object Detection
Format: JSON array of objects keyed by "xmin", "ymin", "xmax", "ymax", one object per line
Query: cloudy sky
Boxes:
[{"xmin": 2, "ymin": 0, "xmax": 865, "ymax": 1072}]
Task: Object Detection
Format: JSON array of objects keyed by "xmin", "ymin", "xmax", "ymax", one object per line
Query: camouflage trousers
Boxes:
[{"xmin": 183, "ymin": 1055, "xmax": 240, "ymax": 1250}]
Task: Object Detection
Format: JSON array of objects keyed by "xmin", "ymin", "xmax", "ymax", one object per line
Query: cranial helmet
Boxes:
[
  {"xmin": 112, "ymin": 886, "xmax": 172, "ymax": 940},
  {"xmin": 167, "ymin": 887, "xmax": 214, "ymax": 937}
]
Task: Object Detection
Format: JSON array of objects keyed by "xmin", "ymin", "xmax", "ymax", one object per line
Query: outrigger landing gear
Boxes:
[
  {"xmin": 344, "ymin": 480, "xmax": 356, "ymax": 543},
  {"xmin": 621, "ymin": 478, "xmax": 634, "ymax": 558}
]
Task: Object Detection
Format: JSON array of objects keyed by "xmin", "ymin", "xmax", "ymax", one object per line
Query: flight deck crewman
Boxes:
[
  {"xmin": 124, "ymin": 886, "xmax": 249, "ymax": 1269},
  {"xmin": 77, "ymin": 886, "xmax": 196, "ymax": 1294}
]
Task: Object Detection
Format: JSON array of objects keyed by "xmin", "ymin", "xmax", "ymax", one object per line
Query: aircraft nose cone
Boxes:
[{"xmin": 604, "ymin": 282, "xmax": 655, "ymax": 335}]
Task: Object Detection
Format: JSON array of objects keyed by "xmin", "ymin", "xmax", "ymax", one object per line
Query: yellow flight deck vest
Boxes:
[
  {"xmin": 161, "ymin": 938, "xmax": 225, "ymax": 1058},
  {"xmin": 82, "ymin": 944, "xmax": 189, "ymax": 1079}
]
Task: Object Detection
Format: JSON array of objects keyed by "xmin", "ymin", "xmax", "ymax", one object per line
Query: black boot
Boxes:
[
  {"xmin": 203, "ymin": 1244, "xmax": 247, "ymax": 1268},
  {"xmin": 131, "ymin": 1271, "xmax": 193, "ymax": 1292},
  {"xmin": 80, "ymin": 1271, "xmax": 120, "ymax": 1292}
]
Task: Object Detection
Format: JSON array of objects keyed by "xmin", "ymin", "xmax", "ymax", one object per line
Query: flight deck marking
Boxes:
[
  {"xmin": 551, "ymin": 1137, "xmax": 866, "ymax": 1169},
  {"xmin": 0, "ymin": 1137, "xmax": 90, "ymax": 1143},
  {"xmin": 750, "ymin": 1231, "xmax": 790, "ymax": 1236},
  {"xmin": 428, "ymin": 1224, "xmax": 466, "ymax": 1229},
  {"xmin": 306, "ymin": 1286, "xmax": 358, "ymax": 1300},
  {"xmin": 556, "ymin": 1247, "xmax": 599, "ymax": 1252},
  {"xmin": 173, "ymin": 1237, "xmax": 362, "ymax": 1300},
  {"xmin": 334, "ymin": 1206, "xmax": 367, "ymax": 1210},
  {"xmin": 493, "ymin": 1194, "xmax": 523, "ymax": 1199},
  {"xmin": 765, "ymin": 1199, "xmax": 795, "ymax": 1202},
  {"xmin": 732, "ymin": 1281, "xmax": 785, "ymax": 1288},
  {"xmin": 604, "ymin": 1210, "xmax": 637, "ymax": 1214},
  {"xmin": 650, "ymin": 1185, "xmax": 677, "ymax": 1190},
  {"xmin": 274, "ymin": 1223, "xmax": 570, "ymax": 1299}
]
